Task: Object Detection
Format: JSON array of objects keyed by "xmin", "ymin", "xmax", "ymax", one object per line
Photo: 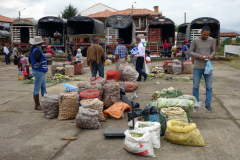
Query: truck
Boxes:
[
  {"xmin": 38, "ymin": 16, "xmax": 67, "ymax": 49},
  {"xmin": 105, "ymin": 14, "xmax": 136, "ymax": 54},
  {"xmin": 146, "ymin": 17, "xmax": 175, "ymax": 57},
  {"xmin": 186, "ymin": 17, "xmax": 220, "ymax": 47},
  {"xmin": 0, "ymin": 30, "xmax": 11, "ymax": 54},
  {"xmin": 11, "ymin": 19, "xmax": 38, "ymax": 50},
  {"xmin": 66, "ymin": 16, "xmax": 104, "ymax": 46},
  {"xmin": 176, "ymin": 23, "xmax": 190, "ymax": 47}
]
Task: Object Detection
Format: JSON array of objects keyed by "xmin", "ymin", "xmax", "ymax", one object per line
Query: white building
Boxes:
[{"xmin": 77, "ymin": 3, "xmax": 118, "ymax": 16}]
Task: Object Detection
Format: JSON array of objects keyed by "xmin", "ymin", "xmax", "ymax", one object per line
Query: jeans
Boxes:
[
  {"xmin": 181, "ymin": 56, "xmax": 187, "ymax": 67},
  {"xmin": 5, "ymin": 54, "xmax": 10, "ymax": 64},
  {"xmin": 193, "ymin": 69, "xmax": 213, "ymax": 105},
  {"xmin": 91, "ymin": 61, "xmax": 104, "ymax": 78},
  {"xmin": 32, "ymin": 70, "xmax": 47, "ymax": 96},
  {"xmin": 131, "ymin": 56, "xmax": 135, "ymax": 66},
  {"xmin": 163, "ymin": 49, "xmax": 168, "ymax": 57},
  {"xmin": 187, "ymin": 54, "xmax": 190, "ymax": 60},
  {"xmin": 136, "ymin": 57, "xmax": 147, "ymax": 80}
]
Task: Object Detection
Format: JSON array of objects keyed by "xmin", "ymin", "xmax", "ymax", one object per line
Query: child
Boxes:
[{"xmin": 67, "ymin": 45, "xmax": 72, "ymax": 61}]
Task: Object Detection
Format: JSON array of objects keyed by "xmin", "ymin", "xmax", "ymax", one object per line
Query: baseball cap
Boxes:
[{"xmin": 184, "ymin": 40, "xmax": 189, "ymax": 43}]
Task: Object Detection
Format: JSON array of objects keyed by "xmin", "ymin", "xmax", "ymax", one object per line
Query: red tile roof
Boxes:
[
  {"xmin": 88, "ymin": 8, "xmax": 162, "ymax": 18},
  {"xmin": 0, "ymin": 15, "xmax": 14, "ymax": 22},
  {"xmin": 12, "ymin": 18, "xmax": 34, "ymax": 20},
  {"xmin": 88, "ymin": 10, "xmax": 114, "ymax": 18},
  {"xmin": 220, "ymin": 32, "xmax": 240, "ymax": 37},
  {"xmin": 113, "ymin": 8, "xmax": 162, "ymax": 16},
  {"xmin": 78, "ymin": 3, "xmax": 118, "ymax": 14}
]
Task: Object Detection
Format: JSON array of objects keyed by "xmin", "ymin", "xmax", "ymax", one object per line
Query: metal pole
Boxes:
[
  {"xmin": 19, "ymin": 11, "xmax": 20, "ymax": 19},
  {"xmin": 184, "ymin": 12, "xmax": 186, "ymax": 23}
]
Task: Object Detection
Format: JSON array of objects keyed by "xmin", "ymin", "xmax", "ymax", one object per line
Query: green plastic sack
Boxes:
[{"xmin": 156, "ymin": 98, "xmax": 194, "ymax": 111}]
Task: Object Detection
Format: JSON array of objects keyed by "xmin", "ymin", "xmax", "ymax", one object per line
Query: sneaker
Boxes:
[{"xmin": 204, "ymin": 105, "xmax": 212, "ymax": 112}]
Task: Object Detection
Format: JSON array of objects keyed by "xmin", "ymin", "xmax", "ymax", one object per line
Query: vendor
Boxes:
[
  {"xmin": 174, "ymin": 47, "xmax": 182, "ymax": 57},
  {"xmin": 29, "ymin": 36, "xmax": 48, "ymax": 110},
  {"xmin": 114, "ymin": 38, "xmax": 128, "ymax": 71},
  {"xmin": 46, "ymin": 46, "xmax": 55, "ymax": 57},
  {"xmin": 14, "ymin": 51, "xmax": 30, "ymax": 75},
  {"xmin": 75, "ymin": 48, "xmax": 82, "ymax": 62},
  {"xmin": 54, "ymin": 31, "xmax": 60, "ymax": 45}
]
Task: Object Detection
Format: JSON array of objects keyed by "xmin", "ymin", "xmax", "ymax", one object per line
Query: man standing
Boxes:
[
  {"xmin": 114, "ymin": 38, "xmax": 128, "ymax": 71},
  {"xmin": 163, "ymin": 40, "xmax": 169, "ymax": 58},
  {"xmin": 189, "ymin": 26, "xmax": 215, "ymax": 112},
  {"xmin": 3, "ymin": 43, "xmax": 10, "ymax": 65},
  {"xmin": 131, "ymin": 37, "xmax": 147, "ymax": 82},
  {"xmin": 87, "ymin": 37, "xmax": 105, "ymax": 78},
  {"xmin": 12, "ymin": 45, "xmax": 20, "ymax": 59}
]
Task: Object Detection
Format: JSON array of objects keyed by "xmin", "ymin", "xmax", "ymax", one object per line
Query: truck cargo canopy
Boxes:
[
  {"xmin": 105, "ymin": 15, "xmax": 133, "ymax": 29},
  {"xmin": 178, "ymin": 23, "xmax": 190, "ymax": 33},
  {"xmin": 67, "ymin": 16, "xmax": 104, "ymax": 35},
  {"xmin": 149, "ymin": 17, "xmax": 175, "ymax": 26},
  {"xmin": 0, "ymin": 30, "xmax": 11, "ymax": 38},
  {"xmin": 11, "ymin": 19, "xmax": 38, "ymax": 27},
  {"xmin": 191, "ymin": 17, "xmax": 220, "ymax": 29}
]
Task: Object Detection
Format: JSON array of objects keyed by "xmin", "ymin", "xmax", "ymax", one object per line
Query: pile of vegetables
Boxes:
[
  {"xmin": 130, "ymin": 133, "xmax": 143, "ymax": 137},
  {"xmin": 165, "ymin": 77, "xmax": 180, "ymax": 82},
  {"xmin": 151, "ymin": 87, "xmax": 183, "ymax": 100},
  {"xmin": 150, "ymin": 66, "xmax": 164, "ymax": 74},
  {"xmin": 159, "ymin": 73, "xmax": 165, "ymax": 78},
  {"xmin": 147, "ymin": 72, "xmax": 155, "ymax": 77},
  {"xmin": 54, "ymin": 73, "xmax": 69, "ymax": 81},
  {"xmin": 156, "ymin": 98, "xmax": 194, "ymax": 111}
]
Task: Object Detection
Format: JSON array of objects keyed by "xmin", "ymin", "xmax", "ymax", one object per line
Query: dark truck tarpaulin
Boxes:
[
  {"xmin": 105, "ymin": 15, "xmax": 133, "ymax": 29},
  {"xmin": 0, "ymin": 30, "xmax": 11, "ymax": 38},
  {"xmin": 67, "ymin": 16, "xmax": 104, "ymax": 35}
]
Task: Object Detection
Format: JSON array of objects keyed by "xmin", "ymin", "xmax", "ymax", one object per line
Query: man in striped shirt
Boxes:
[{"xmin": 114, "ymin": 38, "xmax": 128, "ymax": 71}]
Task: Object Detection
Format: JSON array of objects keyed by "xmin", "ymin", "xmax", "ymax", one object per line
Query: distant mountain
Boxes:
[{"xmin": 220, "ymin": 28, "xmax": 240, "ymax": 34}]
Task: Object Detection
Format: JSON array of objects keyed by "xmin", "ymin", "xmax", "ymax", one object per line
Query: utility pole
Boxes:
[
  {"xmin": 130, "ymin": 2, "xmax": 136, "ymax": 17},
  {"xmin": 184, "ymin": 12, "xmax": 186, "ymax": 23},
  {"xmin": 18, "ymin": 8, "xmax": 25, "ymax": 19}
]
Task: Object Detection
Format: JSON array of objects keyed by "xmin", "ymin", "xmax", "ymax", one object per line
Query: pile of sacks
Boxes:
[
  {"xmin": 167, "ymin": 59, "xmax": 182, "ymax": 75},
  {"xmin": 51, "ymin": 61, "xmax": 86, "ymax": 77}
]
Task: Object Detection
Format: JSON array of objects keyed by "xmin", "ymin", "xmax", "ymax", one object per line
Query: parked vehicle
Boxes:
[
  {"xmin": 105, "ymin": 14, "xmax": 136, "ymax": 54},
  {"xmin": 176, "ymin": 23, "xmax": 190, "ymax": 47},
  {"xmin": 11, "ymin": 19, "xmax": 38, "ymax": 50},
  {"xmin": 186, "ymin": 17, "xmax": 220, "ymax": 47},
  {"xmin": 67, "ymin": 16, "xmax": 104, "ymax": 44},
  {"xmin": 38, "ymin": 16, "xmax": 67, "ymax": 48},
  {"xmin": 146, "ymin": 17, "xmax": 175, "ymax": 56}
]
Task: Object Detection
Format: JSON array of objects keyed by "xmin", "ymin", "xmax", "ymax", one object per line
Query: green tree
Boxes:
[
  {"xmin": 60, "ymin": 3, "xmax": 78, "ymax": 19},
  {"xmin": 220, "ymin": 37, "xmax": 240, "ymax": 47},
  {"xmin": 175, "ymin": 25, "xmax": 179, "ymax": 32}
]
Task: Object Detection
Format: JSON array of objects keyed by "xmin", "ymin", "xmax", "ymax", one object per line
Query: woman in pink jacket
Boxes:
[{"xmin": 163, "ymin": 40, "xmax": 169, "ymax": 58}]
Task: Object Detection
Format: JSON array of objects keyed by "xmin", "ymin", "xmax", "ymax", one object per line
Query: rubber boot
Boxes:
[
  {"xmin": 26, "ymin": 66, "xmax": 30, "ymax": 75},
  {"xmin": 34, "ymin": 94, "xmax": 42, "ymax": 110}
]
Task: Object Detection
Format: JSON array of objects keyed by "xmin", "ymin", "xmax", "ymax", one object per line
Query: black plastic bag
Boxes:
[
  {"xmin": 128, "ymin": 108, "xmax": 142, "ymax": 121},
  {"xmin": 142, "ymin": 105, "xmax": 159, "ymax": 115}
]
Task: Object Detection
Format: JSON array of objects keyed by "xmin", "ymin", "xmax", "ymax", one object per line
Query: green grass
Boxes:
[
  {"xmin": 215, "ymin": 47, "xmax": 224, "ymax": 56},
  {"xmin": 222, "ymin": 57, "xmax": 240, "ymax": 70}
]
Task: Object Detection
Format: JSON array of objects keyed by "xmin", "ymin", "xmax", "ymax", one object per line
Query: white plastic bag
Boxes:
[
  {"xmin": 204, "ymin": 60, "xmax": 213, "ymax": 74},
  {"xmin": 134, "ymin": 121, "xmax": 161, "ymax": 149},
  {"xmin": 143, "ymin": 59, "xmax": 149, "ymax": 73},
  {"xmin": 124, "ymin": 130, "xmax": 155, "ymax": 157},
  {"xmin": 80, "ymin": 98, "xmax": 99, "ymax": 108}
]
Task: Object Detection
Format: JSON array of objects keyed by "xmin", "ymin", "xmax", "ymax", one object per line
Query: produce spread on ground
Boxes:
[{"xmin": 21, "ymin": 58, "xmax": 205, "ymax": 158}]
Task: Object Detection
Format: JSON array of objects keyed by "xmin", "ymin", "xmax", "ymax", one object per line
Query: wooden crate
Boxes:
[{"xmin": 18, "ymin": 75, "xmax": 27, "ymax": 80}]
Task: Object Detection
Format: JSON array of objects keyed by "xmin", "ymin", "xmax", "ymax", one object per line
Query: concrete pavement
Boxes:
[{"xmin": 0, "ymin": 60, "xmax": 240, "ymax": 160}]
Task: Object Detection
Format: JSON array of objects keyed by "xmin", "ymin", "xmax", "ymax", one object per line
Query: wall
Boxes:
[
  {"xmin": 224, "ymin": 45, "xmax": 240, "ymax": 57},
  {"xmin": 79, "ymin": 4, "xmax": 117, "ymax": 16}
]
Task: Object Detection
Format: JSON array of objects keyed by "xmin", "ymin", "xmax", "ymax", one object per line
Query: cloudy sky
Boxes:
[{"xmin": 0, "ymin": 0, "xmax": 239, "ymax": 31}]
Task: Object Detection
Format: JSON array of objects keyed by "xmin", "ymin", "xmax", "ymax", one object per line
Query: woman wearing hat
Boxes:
[{"xmin": 29, "ymin": 36, "xmax": 48, "ymax": 110}]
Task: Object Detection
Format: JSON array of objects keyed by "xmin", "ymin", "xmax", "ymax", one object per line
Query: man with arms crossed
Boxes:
[{"xmin": 189, "ymin": 26, "xmax": 215, "ymax": 112}]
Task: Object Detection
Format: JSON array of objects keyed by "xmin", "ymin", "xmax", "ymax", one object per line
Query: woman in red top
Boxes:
[{"xmin": 163, "ymin": 40, "xmax": 169, "ymax": 58}]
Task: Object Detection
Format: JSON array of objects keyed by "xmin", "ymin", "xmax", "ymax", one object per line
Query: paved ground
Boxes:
[{"xmin": 0, "ymin": 60, "xmax": 240, "ymax": 160}]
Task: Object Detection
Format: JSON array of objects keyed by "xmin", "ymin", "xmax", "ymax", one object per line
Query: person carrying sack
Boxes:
[
  {"xmin": 189, "ymin": 26, "xmax": 215, "ymax": 112},
  {"xmin": 29, "ymin": 36, "xmax": 48, "ymax": 110}
]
